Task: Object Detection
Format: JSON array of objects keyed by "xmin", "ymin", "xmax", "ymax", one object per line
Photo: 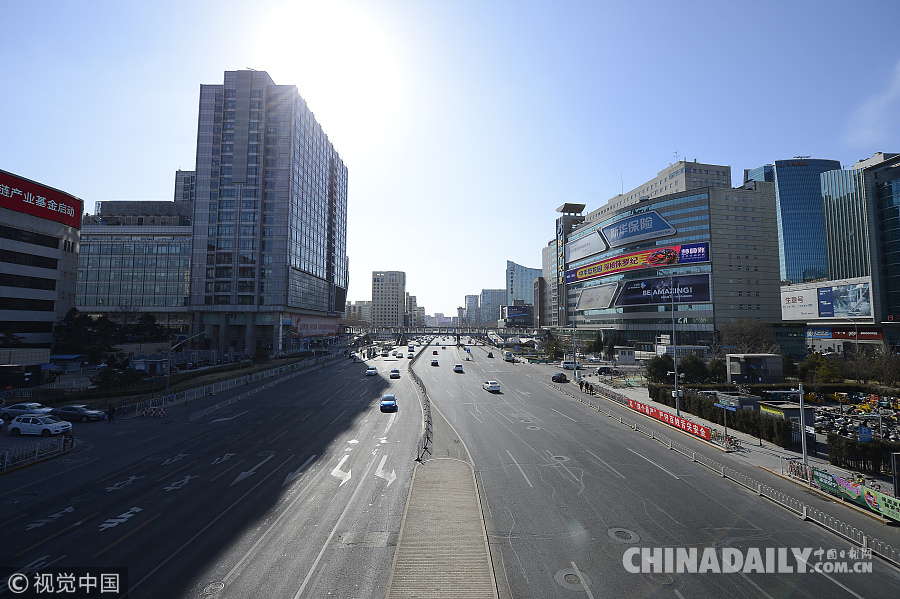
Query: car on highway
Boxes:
[
  {"xmin": 433, "ymin": 350, "xmax": 438, "ymax": 355},
  {"xmin": 407, "ymin": 353, "xmax": 414, "ymax": 359},
  {"xmin": 551, "ymin": 373, "xmax": 569, "ymax": 383},
  {"xmin": 380, "ymin": 394, "xmax": 398, "ymax": 412},
  {"xmin": 365, "ymin": 366, "xmax": 378, "ymax": 376},
  {"xmin": 1, "ymin": 402, "xmax": 53, "ymax": 420},
  {"xmin": 453, "ymin": 364, "xmax": 464, "ymax": 373},
  {"xmin": 482, "ymin": 381, "xmax": 500, "ymax": 393},
  {"xmin": 8, "ymin": 414, "xmax": 72, "ymax": 436},
  {"xmin": 390, "ymin": 368, "xmax": 401, "ymax": 379},
  {"xmin": 431, "ymin": 359, "xmax": 439, "ymax": 366},
  {"xmin": 487, "ymin": 352, "xmax": 494, "ymax": 358},
  {"xmin": 50, "ymin": 404, "xmax": 105, "ymax": 422}
]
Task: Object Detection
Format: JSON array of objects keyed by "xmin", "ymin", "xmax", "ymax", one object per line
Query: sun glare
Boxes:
[{"xmin": 251, "ymin": 0, "xmax": 405, "ymax": 164}]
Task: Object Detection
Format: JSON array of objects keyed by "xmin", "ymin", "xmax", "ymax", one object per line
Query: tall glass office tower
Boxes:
[
  {"xmin": 506, "ymin": 260, "xmax": 541, "ymax": 306},
  {"xmin": 191, "ymin": 70, "xmax": 348, "ymax": 353},
  {"xmin": 747, "ymin": 158, "xmax": 840, "ymax": 284}
]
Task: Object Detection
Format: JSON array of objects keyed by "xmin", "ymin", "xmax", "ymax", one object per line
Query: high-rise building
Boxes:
[
  {"xmin": 746, "ymin": 157, "xmax": 841, "ymax": 284},
  {"xmin": 0, "ymin": 169, "xmax": 82, "ymax": 353},
  {"xmin": 405, "ymin": 294, "xmax": 418, "ymax": 327},
  {"xmin": 506, "ymin": 260, "xmax": 541, "ymax": 306},
  {"xmin": 345, "ymin": 300, "xmax": 372, "ymax": 324},
  {"xmin": 189, "ymin": 70, "xmax": 348, "ymax": 352},
  {"xmin": 371, "ymin": 271, "xmax": 405, "ymax": 327},
  {"xmin": 464, "ymin": 294, "xmax": 479, "ymax": 324},
  {"xmin": 479, "ymin": 288, "xmax": 506, "ymax": 325},
  {"xmin": 174, "ymin": 170, "xmax": 195, "ymax": 202}
]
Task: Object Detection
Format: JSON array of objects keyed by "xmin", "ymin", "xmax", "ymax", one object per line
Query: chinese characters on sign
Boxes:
[
  {"xmin": 627, "ymin": 398, "xmax": 712, "ymax": 441},
  {"xmin": 0, "ymin": 170, "xmax": 83, "ymax": 229}
]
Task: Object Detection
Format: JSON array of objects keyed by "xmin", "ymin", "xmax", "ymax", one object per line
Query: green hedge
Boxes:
[
  {"xmin": 648, "ymin": 384, "xmax": 792, "ymax": 447},
  {"xmin": 826, "ymin": 434, "xmax": 900, "ymax": 476}
]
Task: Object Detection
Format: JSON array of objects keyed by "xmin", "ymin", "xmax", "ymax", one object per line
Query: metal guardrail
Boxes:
[
  {"xmin": 1, "ymin": 435, "xmax": 75, "ymax": 474},
  {"xmin": 548, "ymin": 380, "xmax": 900, "ymax": 568},
  {"xmin": 406, "ymin": 345, "xmax": 433, "ymax": 462}
]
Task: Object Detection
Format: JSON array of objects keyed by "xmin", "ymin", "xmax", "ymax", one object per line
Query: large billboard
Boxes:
[
  {"xmin": 0, "ymin": 169, "xmax": 83, "ymax": 229},
  {"xmin": 782, "ymin": 281, "xmax": 872, "ymax": 321},
  {"xmin": 576, "ymin": 283, "xmax": 619, "ymax": 310},
  {"xmin": 614, "ymin": 274, "xmax": 711, "ymax": 307},
  {"xmin": 565, "ymin": 230, "xmax": 608, "ymax": 262},
  {"xmin": 601, "ymin": 210, "xmax": 675, "ymax": 248},
  {"xmin": 506, "ymin": 305, "xmax": 529, "ymax": 318},
  {"xmin": 566, "ymin": 243, "xmax": 707, "ymax": 284}
]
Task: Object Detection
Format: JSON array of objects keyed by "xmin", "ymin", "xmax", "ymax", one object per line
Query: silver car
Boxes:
[{"xmin": 1, "ymin": 402, "xmax": 53, "ymax": 420}]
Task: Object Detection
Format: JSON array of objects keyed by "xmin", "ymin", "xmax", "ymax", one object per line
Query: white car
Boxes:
[
  {"xmin": 8, "ymin": 414, "xmax": 72, "ymax": 437},
  {"xmin": 365, "ymin": 367, "xmax": 378, "ymax": 376},
  {"xmin": 482, "ymin": 381, "xmax": 500, "ymax": 393}
]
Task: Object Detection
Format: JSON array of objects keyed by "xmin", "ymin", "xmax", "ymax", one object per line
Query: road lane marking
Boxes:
[
  {"xmin": 91, "ymin": 512, "xmax": 164, "ymax": 558},
  {"xmin": 301, "ymin": 411, "xmax": 314, "ymax": 421},
  {"xmin": 0, "ymin": 513, "xmax": 29, "ymax": 529},
  {"xmin": 293, "ymin": 456, "xmax": 378, "ymax": 599},
  {"xmin": 231, "ymin": 454, "xmax": 276, "ymax": 486},
  {"xmin": 626, "ymin": 448, "xmax": 679, "ymax": 479},
  {"xmin": 96, "ymin": 465, "xmax": 139, "ymax": 484},
  {"xmin": 374, "ymin": 455, "xmax": 397, "ymax": 487},
  {"xmin": 467, "ymin": 409, "xmax": 485, "ymax": 423},
  {"xmin": 331, "ymin": 454, "xmax": 351, "ymax": 486},
  {"xmin": 268, "ymin": 430, "xmax": 288, "ymax": 444},
  {"xmin": 282, "ymin": 454, "xmax": 317, "ymax": 487},
  {"xmin": 14, "ymin": 511, "xmax": 101, "ymax": 557},
  {"xmin": 154, "ymin": 460, "xmax": 200, "ymax": 482},
  {"xmin": 550, "ymin": 407, "xmax": 577, "ymax": 422},
  {"xmin": 584, "ymin": 449, "xmax": 625, "ymax": 479},
  {"xmin": 570, "ymin": 562, "xmax": 595, "ymax": 599},
  {"xmin": 329, "ymin": 409, "xmax": 347, "ymax": 425},
  {"xmin": 209, "ymin": 459, "xmax": 246, "ymax": 482},
  {"xmin": 211, "ymin": 411, "xmax": 249, "ymax": 423},
  {"xmin": 128, "ymin": 455, "xmax": 295, "ymax": 595},
  {"xmin": 506, "ymin": 450, "xmax": 533, "ymax": 488}
]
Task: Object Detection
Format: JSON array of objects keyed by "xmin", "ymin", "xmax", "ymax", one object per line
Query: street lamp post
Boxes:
[
  {"xmin": 671, "ymin": 276, "xmax": 680, "ymax": 417},
  {"xmin": 165, "ymin": 331, "xmax": 206, "ymax": 404}
]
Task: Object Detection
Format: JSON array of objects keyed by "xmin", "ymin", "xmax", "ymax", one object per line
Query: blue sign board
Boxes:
[
  {"xmin": 858, "ymin": 426, "xmax": 872, "ymax": 443},
  {"xmin": 806, "ymin": 327, "xmax": 833, "ymax": 339},
  {"xmin": 614, "ymin": 274, "xmax": 711, "ymax": 306},
  {"xmin": 714, "ymin": 403, "xmax": 738, "ymax": 412},
  {"xmin": 601, "ymin": 210, "xmax": 675, "ymax": 248},
  {"xmin": 817, "ymin": 287, "xmax": 834, "ymax": 318}
]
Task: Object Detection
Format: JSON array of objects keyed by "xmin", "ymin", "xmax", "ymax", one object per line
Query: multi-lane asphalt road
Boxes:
[
  {"xmin": 3, "ymin": 340, "xmax": 900, "ymax": 599},
  {"xmin": 0, "ymin": 354, "xmax": 422, "ymax": 599},
  {"xmin": 420, "ymin": 339, "xmax": 900, "ymax": 599}
]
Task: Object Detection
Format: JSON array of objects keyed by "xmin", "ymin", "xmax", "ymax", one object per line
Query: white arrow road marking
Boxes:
[
  {"xmin": 282, "ymin": 454, "xmax": 317, "ymax": 487},
  {"xmin": 211, "ymin": 411, "xmax": 248, "ymax": 423},
  {"xmin": 374, "ymin": 455, "xmax": 397, "ymax": 487},
  {"xmin": 331, "ymin": 454, "xmax": 352, "ymax": 486},
  {"xmin": 382, "ymin": 412, "xmax": 397, "ymax": 437},
  {"xmin": 106, "ymin": 475, "xmax": 145, "ymax": 492},
  {"xmin": 517, "ymin": 390, "xmax": 532, "ymax": 396},
  {"xmin": 231, "ymin": 454, "xmax": 276, "ymax": 486}
]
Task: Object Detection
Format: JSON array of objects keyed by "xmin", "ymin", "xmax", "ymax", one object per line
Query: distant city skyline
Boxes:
[{"xmin": 2, "ymin": 1, "xmax": 899, "ymax": 315}]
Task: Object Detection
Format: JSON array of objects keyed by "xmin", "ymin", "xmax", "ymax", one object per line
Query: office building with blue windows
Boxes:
[
  {"xmin": 506, "ymin": 260, "xmax": 541, "ymax": 307},
  {"xmin": 746, "ymin": 158, "xmax": 841, "ymax": 284}
]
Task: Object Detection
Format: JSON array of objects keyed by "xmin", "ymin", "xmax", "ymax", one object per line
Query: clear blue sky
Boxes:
[{"xmin": 2, "ymin": 1, "xmax": 899, "ymax": 316}]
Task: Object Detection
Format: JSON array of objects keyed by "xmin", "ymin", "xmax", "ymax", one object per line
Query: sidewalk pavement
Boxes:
[{"xmin": 567, "ymin": 373, "xmax": 896, "ymax": 494}]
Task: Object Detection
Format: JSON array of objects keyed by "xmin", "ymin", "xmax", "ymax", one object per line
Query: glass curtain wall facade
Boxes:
[
  {"xmin": 876, "ymin": 161, "xmax": 900, "ymax": 316},
  {"xmin": 751, "ymin": 159, "xmax": 841, "ymax": 284},
  {"xmin": 821, "ymin": 168, "xmax": 871, "ymax": 281},
  {"xmin": 506, "ymin": 260, "xmax": 541, "ymax": 306},
  {"xmin": 190, "ymin": 70, "xmax": 348, "ymax": 352}
]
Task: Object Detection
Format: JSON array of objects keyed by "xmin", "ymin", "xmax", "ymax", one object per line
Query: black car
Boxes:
[
  {"xmin": 551, "ymin": 373, "xmax": 568, "ymax": 383},
  {"xmin": 50, "ymin": 404, "xmax": 106, "ymax": 422}
]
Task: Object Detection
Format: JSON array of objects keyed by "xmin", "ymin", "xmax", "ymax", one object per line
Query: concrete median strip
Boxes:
[{"xmin": 385, "ymin": 457, "xmax": 498, "ymax": 599}]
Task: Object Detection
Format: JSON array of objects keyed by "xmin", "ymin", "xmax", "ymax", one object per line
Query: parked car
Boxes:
[
  {"xmin": 365, "ymin": 367, "xmax": 378, "ymax": 376},
  {"xmin": 8, "ymin": 414, "xmax": 72, "ymax": 436},
  {"xmin": 482, "ymin": 381, "xmax": 501, "ymax": 393},
  {"xmin": 390, "ymin": 368, "xmax": 401, "ymax": 379},
  {"xmin": 1, "ymin": 402, "xmax": 53, "ymax": 420},
  {"xmin": 50, "ymin": 404, "xmax": 105, "ymax": 422},
  {"xmin": 380, "ymin": 394, "xmax": 398, "ymax": 412},
  {"xmin": 551, "ymin": 373, "xmax": 569, "ymax": 383},
  {"xmin": 453, "ymin": 364, "xmax": 464, "ymax": 373}
]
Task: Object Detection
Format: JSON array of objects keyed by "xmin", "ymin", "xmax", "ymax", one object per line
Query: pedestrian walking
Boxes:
[
  {"xmin": 107, "ymin": 405, "xmax": 116, "ymax": 422},
  {"xmin": 579, "ymin": 380, "xmax": 584, "ymax": 392}
]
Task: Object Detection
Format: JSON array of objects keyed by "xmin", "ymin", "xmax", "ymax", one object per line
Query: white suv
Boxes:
[{"xmin": 9, "ymin": 414, "xmax": 72, "ymax": 437}]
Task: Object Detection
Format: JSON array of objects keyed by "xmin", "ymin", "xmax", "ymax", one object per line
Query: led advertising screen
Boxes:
[
  {"xmin": 576, "ymin": 283, "xmax": 619, "ymax": 310},
  {"xmin": 782, "ymin": 281, "xmax": 872, "ymax": 321},
  {"xmin": 614, "ymin": 274, "xmax": 711, "ymax": 306},
  {"xmin": 506, "ymin": 305, "xmax": 529, "ymax": 318},
  {"xmin": 566, "ymin": 243, "xmax": 708, "ymax": 284},
  {"xmin": 601, "ymin": 210, "xmax": 675, "ymax": 248}
]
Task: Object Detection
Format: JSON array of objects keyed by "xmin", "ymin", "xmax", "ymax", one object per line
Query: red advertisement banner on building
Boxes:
[
  {"xmin": 628, "ymin": 398, "xmax": 711, "ymax": 441},
  {"xmin": 289, "ymin": 314, "xmax": 340, "ymax": 338},
  {"xmin": 0, "ymin": 170, "xmax": 83, "ymax": 229}
]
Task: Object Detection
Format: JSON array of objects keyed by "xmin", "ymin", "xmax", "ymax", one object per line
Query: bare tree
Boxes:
[
  {"xmin": 114, "ymin": 302, "xmax": 140, "ymax": 328},
  {"xmin": 718, "ymin": 318, "xmax": 778, "ymax": 354}
]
